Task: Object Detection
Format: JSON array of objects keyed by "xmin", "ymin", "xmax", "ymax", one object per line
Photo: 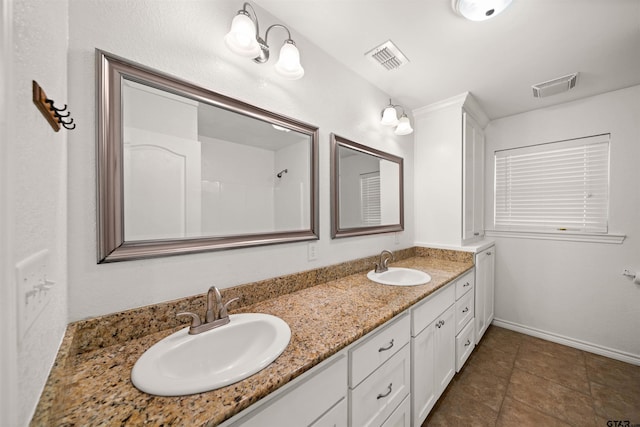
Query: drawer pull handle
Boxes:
[
  {"xmin": 462, "ymin": 307, "xmax": 469, "ymax": 313},
  {"xmin": 464, "ymin": 339, "xmax": 471, "ymax": 347},
  {"xmin": 378, "ymin": 339, "xmax": 394, "ymax": 352},
  {"xmin": 463, "ymin": 282, "xmax": 470, "ymax": 287},
  {"xmin": 436, "ymin": 320, "xmax": 445, "ymax": 328},
  {"xmin": 486, "ymin": 251, "xmax": 492, "ymax": 255},
  {"xmin": 377, "ymin": 383, "xmax": 393, "ymax": 400}
]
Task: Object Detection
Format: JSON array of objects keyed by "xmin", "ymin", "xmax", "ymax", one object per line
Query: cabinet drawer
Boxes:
[
  {"xmin": 454, "ymin": 288, "xmax": 474, "ymax": 334},
  {"xmin": 455, "ymin": 270, "xmax": 474, "ymax": 300},
  {"xmin": 456, "ymin": 320, "xmax": 475, "ymax": 372},
  {"xmin": 381, "ymin": 394, "xmax": 410, "ymax": 427},
  {"xmin": 309, "ymin": 397, "xmax": 347, "ymax": 427},
  {"xmin": 411, "ymin": 284, "xmax": 455, "ymax": 336},
  {"xmin": 227, "ymin": 352, "xmax": 347, "ymax": 427},
  {"xmin": 350, "ymin": 344, "xmax": 411, "ymax": 427},
  {"xmin": 350, "ymin": 312, "xmax": 410, "ymax": 387}
]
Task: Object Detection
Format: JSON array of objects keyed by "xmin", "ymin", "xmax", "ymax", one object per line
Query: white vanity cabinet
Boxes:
[
  {"xmin": 453, "ymin": 270, "xmax": 475, "ymax": 372},
  {"xmin": 410, "ymin": 284, "xmax": 456, "ymax": 427},
  {"xmin": 349, "ymin": 312, "xmax": 411, "ymax": 427},
  {"xmin": 475, "ymin": 246, "xmax": 495, "ymax": 343},
  {"xmin": 221, "ymin": 350, "xmax": 348, "ymax": 427},
  {"xmin": 413, "ymin": 92, "xmax": 489, "ymax": 248}
]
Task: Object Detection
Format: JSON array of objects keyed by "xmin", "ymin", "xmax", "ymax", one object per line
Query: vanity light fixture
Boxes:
[
  {"xmin": 380, "ymin": 99, "xmax": 413, "ymax": 136},
  {"xmin": 452, "ymin": 0, "xmax": 513, "ymax": 21},
  {"xmin": 224, "ymin": 2, "xmax": 304, "ymax": 80}
]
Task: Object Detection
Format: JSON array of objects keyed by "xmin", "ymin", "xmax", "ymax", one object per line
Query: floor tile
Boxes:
[
  {"xmin": 478, "ymin": 326, "xmax": 523, "ymax": 356},
  {"xmin": 423, "ymin": 387, "xmax": 498, "ymax": 427},
  {"xmin": 449, "ymin": 364, "xmax": 509, "ymax": 412},
  {"xmin": 425, "ymin": 326, "xmax": 639, "ymax": 427},
  {"xmin": 466, "ymin": 343, "xmax": 516, "ymax": 379},
  {"xmin": 506, "ymin": 368, "xmax": 597, "ymax": 427},
  {"xmin": 496, "ymin": 397, "xmax": 572, "ymax": 427},
  {"xmin": 590, "ymin": 381, "xmax": 640, "ymax": 423},
  {"xmin": 519, "ymin": 335, "xmax": 585, "ymax": 364},
  {"xmin": 515, "ymin": 345, "xmax": 590, "ymax": 394},
  {"xmin": 585, "ymin": 352, "xmax": 640, "ymax": 396}
]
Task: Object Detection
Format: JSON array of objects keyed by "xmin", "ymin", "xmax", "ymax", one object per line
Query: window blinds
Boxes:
[
  {"xmin": 361, "ymin": 172, "xmax": 381, "ymax": 226},
  {"xmin": 494, "ymin": 134, "xmax": 609, "ymax": 233}
]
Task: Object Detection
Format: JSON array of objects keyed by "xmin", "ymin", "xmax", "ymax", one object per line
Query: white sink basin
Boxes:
[
  {"xmin": 131, "ymin": 313, "xmax": 291, "ymax": 396},
  {"xmin": 367, "ymin": 267, "xmax": 432, "ymax": 286}
]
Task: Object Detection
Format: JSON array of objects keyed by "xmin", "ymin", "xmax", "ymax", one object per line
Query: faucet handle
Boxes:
[
  {"xmin": 177, "ymin": 312, "xmax": 202, "ymax": 328},
  {"xmin": 219, "ymin": 297, "xmax": 240, "ymax": 319}
]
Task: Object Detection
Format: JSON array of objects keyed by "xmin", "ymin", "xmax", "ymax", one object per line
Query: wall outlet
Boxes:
[
  {"xmin": 307, "ymin": 242, "xmax": 318, "ymax": 261},
  {"xmin": 15, "ymin": 249, "xmax": 54, "ymax": 339}
]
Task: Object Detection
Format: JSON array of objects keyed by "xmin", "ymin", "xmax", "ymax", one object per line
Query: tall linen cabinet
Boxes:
[{"xmin": 412, "ymin": 92, "xmax": 495, "ymax": 343}]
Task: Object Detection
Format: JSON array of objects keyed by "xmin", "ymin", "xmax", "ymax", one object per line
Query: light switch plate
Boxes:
[
  {"xmin": 15, "ymin": 249, "xmax": 53, "ymax": 339},
  {"xmin": 307, "ymin": 242, "xmax": 318, "ymax": 261}
]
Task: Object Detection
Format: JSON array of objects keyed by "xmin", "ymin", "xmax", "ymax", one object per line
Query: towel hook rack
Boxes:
[{"xmin": 32, "ymin": 80, "xmax": 76, "ymax": 131}]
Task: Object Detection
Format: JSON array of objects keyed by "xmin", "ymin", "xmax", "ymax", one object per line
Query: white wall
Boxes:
[
  {"xmin": 2, "ymin": 0, "xmax": 69, "ymax": 425},
  {"xmin": 67, "ymin": 0, "xmax": 414, "ymax": 321},
  {"xmin": 200, "ymin": 136, "xmax": 275, "ymax": 234},
  {"xmin": 485, "ymin": 86, "xmax": 640, "ymax": 361}
]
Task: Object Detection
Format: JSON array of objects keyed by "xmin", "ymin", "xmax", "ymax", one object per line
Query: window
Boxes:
[
  {"xmin": 494, "ymin": 134, "xmax": 609, "ymax": 234},
  {"xmin": 360, "ymin": 171, "xmax": 381, "ymax": 225}
]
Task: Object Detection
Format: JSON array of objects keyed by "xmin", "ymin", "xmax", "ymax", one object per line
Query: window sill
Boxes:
[{"xmin": 485, "ymin": 230, "xmax": 626, "ymax": 244}]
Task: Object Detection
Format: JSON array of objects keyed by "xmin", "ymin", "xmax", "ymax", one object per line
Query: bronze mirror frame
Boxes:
[
  {"xmin": 330, "ymin": 133, "xmax": 404, "ymax": 238},
  {"xmin": 96, "ymin": 50, "xmax": 319, "ymax": 262}
]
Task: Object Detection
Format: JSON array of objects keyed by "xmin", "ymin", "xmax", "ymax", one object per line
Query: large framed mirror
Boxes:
[
  {"xmin": 97, "ymin": 50, "xmax": 319, "ymax": 262},
  {"xmin": 330, "ymin": 133, "xmax": 404, "ymax": 238}
]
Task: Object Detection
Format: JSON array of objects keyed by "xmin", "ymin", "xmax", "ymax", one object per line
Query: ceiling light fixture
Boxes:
[
  {"xmin": 380, "ymin": 99, "xmax": 413, "ymax": 136},
  {"xmin": 224, "ymin": 2, "xmax": 304, "ymax": 80},
  {"xmin": 452, "ymin": 0, "xmax": 513, "ymax": 21}
]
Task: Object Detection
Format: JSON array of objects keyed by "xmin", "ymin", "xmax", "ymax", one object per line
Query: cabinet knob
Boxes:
[
  {"xmin": 378, "ymin": 339, "xmax": 394, "ymax": 352},
  {"xmin": 474, "ymin": 232, "xmax": 480, "ymax": 236},
  {"xmin": 377, "ymin": 383, "xmax": 393, "ymax": 400},
  {"xmin": 486, "ymin": 251, "xmax": 492, "ymax": 255}
]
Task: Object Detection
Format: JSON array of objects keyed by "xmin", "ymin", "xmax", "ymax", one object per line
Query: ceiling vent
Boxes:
[
  {"xmin": 532, "ymin": 73, "xmax": 579, "ymax": 98},
  {"xmin": 365, "ymin": 40, "xmax": 409, "ymax": 71}
]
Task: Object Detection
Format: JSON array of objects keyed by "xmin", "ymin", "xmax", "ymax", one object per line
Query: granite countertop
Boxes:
[{"xmin": 32, "ymin": 252, "xmax": 473, "ymax": 426}]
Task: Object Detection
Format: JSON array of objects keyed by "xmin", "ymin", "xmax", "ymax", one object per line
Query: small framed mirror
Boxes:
[
  {"xmin": 330, "ymin": 133, "xmax": 404, "ymax": 238},
  {"xmin": 97, "ymin": 50, "xmax": 319, "ymax": 262}
]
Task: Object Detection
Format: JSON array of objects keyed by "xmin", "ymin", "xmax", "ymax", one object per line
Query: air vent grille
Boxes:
[
  {"xmin": 365, "ymin": 40, "xmax": 409, "ymax": 71},
  {"xmin": 532, "ymin": 73, "xmax": 579, "ymax": 98}
]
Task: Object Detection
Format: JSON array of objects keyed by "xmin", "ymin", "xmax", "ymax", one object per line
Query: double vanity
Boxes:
[{"xmin": 32, "ymin": 247, "xmax": 496, "ymax": 426}]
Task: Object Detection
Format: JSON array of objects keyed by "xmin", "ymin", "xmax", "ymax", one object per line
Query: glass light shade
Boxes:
[
  {"xmin": 394, "ymin": 115, "xmax": 413, "ymax": 135},
  {"xmin": 224, "ymin": 13, "xmax": 261, "ymax": 57},
  {"xmin": 454, "ymin": 0, "xmax": 513, "ymax": 21},
  {"xmin": 381, "ymin": 106, "xmax": 399, "ymax": 126},
  {"xmin": 274, "ymin": 41, "xmax": 304, "ymax": 80}
]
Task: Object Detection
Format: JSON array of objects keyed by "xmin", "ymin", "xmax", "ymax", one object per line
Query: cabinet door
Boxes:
[
  {"xmin": 462, "ymin": 111, "xmax": 485, "ymax": 243},
  {"xmin": 434, "ymin": 304, "xmax": 456, "ymax": 396},
  {"xmin": 475, "ymin": 247, "xmax": 495, "ymax": 343},
  {"xmin": 411, "ymin": 322, "xmax": 435, "ymax": 426}
]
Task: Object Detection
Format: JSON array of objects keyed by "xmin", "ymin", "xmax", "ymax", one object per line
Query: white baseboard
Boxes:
[{"xmin": 492, "ymin": 318, "xmax": 640, "ymax": 366}]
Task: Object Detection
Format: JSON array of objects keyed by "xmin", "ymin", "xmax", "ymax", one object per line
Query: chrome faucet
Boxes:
[
  {"xmin": 374, "ymin": 250, "xmax": 395, "ymax": 273},
  {"xmin": 177, "ymin": 286, "xmax": 239, "ymax": 335}
]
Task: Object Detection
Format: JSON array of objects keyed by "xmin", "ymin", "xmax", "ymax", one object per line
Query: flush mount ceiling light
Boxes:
[
  {"xmin": 452, "ymin": 0, "xmax": 513, "ymax": 21},
  {"xmin": 224, "ymin": 2, "xmax": 304, "ymax": 80},
  {"xmin": 381, "ymin": 99, "xmax": 413, "ymax": 136}
]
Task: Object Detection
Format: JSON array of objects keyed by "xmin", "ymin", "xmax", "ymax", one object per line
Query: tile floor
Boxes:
[{"xmin": 424, "ymin": 325, "xmax": 640, "ymax": 427}]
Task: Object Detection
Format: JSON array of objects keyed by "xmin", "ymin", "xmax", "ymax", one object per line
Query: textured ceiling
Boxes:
[{"xmin": 255, "ymin": 0, "xmax": 640, "ymax": 119}]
